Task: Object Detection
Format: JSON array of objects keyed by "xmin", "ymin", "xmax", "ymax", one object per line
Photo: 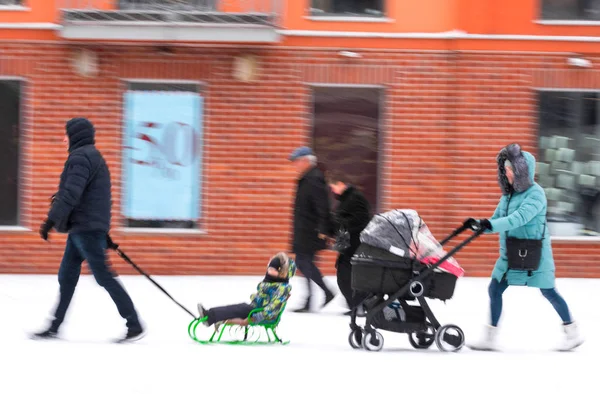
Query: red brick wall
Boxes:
[{"xmin": 0, "ymin": 43, "xmax": 599, "ymax": 278}]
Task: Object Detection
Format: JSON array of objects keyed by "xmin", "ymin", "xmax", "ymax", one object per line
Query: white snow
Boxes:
[{"xmin": 0, "ymin": 274, "xmax": 597, "ymax": 394}]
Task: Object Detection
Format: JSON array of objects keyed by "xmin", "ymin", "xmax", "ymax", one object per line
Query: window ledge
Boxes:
[
  {"xmin": 305, "ymin": 16, "xmax": 393, "ymax": 23},
  {"xmin": 0, "ymin": 6, "xmax": 30, "ymax": 12},
  {"xmin": 535, "ymin": 19, "xmax": 600, "ymax": 26},
  {"xmin": 551, "ymin": 236, "xmax": 600, "ymax": 242},
  {"xmin": 0, "ymin": 23, "xmax": 61, "ymax": 30},
  {"xmin": 117, "ymin": 227, "xmax": 206, "ymax": 235},
  {"xmin": 0, "ymin": 226, "xmax": 30, "ymax": 233}
]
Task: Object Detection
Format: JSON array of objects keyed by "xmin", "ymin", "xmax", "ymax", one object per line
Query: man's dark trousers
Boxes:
[
  {"xmin": 295, "ymin": 252, "xmax": 332, "ymax": 305},
  {"xmin": 50, "ymin": 230, "xmax": 141, "ymax": 331}
]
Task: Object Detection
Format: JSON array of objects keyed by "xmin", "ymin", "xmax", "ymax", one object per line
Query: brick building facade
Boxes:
[{"xmin": 1, "ymin": 1, "xmax": 600, "ymax": 277}]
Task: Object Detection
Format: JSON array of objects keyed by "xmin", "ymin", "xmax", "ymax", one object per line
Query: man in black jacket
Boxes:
[
  {"xmin": 289, "ymin": 147, "xmax": 335, "ymax": 312},
  {"xmin": 329, "ymin": 174, "xmax": 372, "ymax": 315},
  {"xmin": 32, "ymin": 118, "xmax": 144, "ymax": 343}
]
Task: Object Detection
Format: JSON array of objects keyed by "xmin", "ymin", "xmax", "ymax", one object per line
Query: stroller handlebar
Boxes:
[
  {"xmin": 439, "ymin": 222, "xmax": 485, "ymax": 247},
  {"xmin": 427, "ymin": 223, "xmax": 486, "ymax": 273}
]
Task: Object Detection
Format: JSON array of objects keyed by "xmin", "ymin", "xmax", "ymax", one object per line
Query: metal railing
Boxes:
[{"xmin": 59, "ymin": 0, "xmax": 282, "ymax": 26}]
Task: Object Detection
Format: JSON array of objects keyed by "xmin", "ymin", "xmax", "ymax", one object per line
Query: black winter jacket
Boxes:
[
  {"xmin": 333, "ymin": 186, "xmax": 372, "ymax": 264},
  {"xmin": 47, "ymin": 118, "xmax": 111, "ymax": 234},
  {"xmin": 292, "ymin": 166, "xmax": 332, "ymax": 254}
]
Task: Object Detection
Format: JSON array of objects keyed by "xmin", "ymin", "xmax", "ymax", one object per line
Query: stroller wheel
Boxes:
[
  {"xmin": 363, "ymin": 331, "xmax": 384, "ymax": 352},
  {"xmin": 348, "ymin": 328, "xmax": 363, "ymax": 349},
  {"xmin": 435, "ymin": 324, "xmax": 465, "ymax": 352},
  {"xmin": 409, "ymin": 324, "xmax": 435, "ymax": 349}
]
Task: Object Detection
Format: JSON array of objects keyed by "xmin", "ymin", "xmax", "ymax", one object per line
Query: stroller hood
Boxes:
[{"xmin": 359, "ymin": 209, "xmax": 465, "ymax": 277}]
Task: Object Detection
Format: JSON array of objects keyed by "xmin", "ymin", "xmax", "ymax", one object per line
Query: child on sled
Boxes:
[{"xmin": 197, "ymin": 252, "xmax": 297, "ymax": 328}]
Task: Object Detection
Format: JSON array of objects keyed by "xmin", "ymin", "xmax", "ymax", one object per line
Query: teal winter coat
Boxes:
[{"xmin": 487, "ymin": 147, "xmax": 555, "ymax": 289}]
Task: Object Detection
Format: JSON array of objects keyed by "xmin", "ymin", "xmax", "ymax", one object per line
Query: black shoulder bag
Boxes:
[{"xmin": 504, "ymin": 193, "xmax": 546, "ymax": 275}]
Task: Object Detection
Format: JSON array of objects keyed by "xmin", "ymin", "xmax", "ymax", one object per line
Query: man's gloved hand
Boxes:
[
  {"xmin": 106, "ymin": 234, "xmax": 119, "ymax": 250},
  {"xmin": 39, "ymin": 219, "xmax": 54, "ymax": 241}
]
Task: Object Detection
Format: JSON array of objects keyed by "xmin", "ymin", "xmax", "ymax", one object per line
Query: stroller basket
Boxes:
[
  {"xmin": 351, "ymin": 244, "xmax": 458, "ymax": 301},
  {"xmin": 369, "ymin": 301, "xmax": 427, "ymax": 333}
]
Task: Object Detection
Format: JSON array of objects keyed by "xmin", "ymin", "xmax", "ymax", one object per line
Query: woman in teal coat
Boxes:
[{"xmin": 467, "ymin": 143, "xmax": 583, "ymax": 351}]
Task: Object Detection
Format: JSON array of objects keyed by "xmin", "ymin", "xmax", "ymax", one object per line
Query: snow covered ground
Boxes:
[{"xmin": 0, "ymin": 274, "xmax": 597, "ymax": 394}]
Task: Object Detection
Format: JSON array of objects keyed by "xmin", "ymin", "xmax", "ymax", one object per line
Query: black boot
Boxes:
[
  {"xmin": 322, "ymin": 289, "xmax": 335, "ymax": 308},
  {"xmin": 30, "ymin": 327, "xmax": 58, "ymax": 340},
  {"xmin": 293, "ymin": 298, "xmax": 311, "ymax": 313},
  {"xmin": 115, "ymin": 316, "xmax": 145, "ymax": 343},
  {"xmin": 115, "ymin": 325, "xmax": 145, "ymax": 344}
]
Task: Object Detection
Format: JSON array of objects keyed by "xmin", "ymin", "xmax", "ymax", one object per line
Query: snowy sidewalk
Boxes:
[{"xmin": 0, "ymin": 274, "xmax": 596, "ymax": 394}]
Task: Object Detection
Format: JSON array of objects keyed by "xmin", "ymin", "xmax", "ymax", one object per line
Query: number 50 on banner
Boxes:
[{"xmin": 122, "ymin": 91, "xmax": 203, "ymax": 222}]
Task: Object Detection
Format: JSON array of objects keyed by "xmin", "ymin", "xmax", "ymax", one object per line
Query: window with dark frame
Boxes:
[
  {"xmin": 310, "ymin": 0, "xmax": 384, "ymax": 17},
  {"xmin": 537, "ymin": 90, "xmax": 600, "ymax": 237},
  {"xmin": 0, "ymin": 80, "xmax": 21, "ymax": 226},
  {"xmin": 123, "ymin": 82, "xmax": 202, "ymax": 229},
  {"xmin": 312, "ymin": 86, "xmax": 381, "ymax": 211},
  {"xmin": 541, "ymin": 0, "xmax": 600, "ymax": 21},
  {"xmin": 0, "ymin": 1, "xmax": 23, "ymax": 6}
]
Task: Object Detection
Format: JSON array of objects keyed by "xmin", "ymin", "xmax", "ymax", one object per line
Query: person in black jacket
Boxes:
[
  {"xmin": 328, "ymin": 173, "xmax": 372, "ymax": 315},
  {"xmin": 288, "ymin": 146, "xmax": 336, "ymax": 312},
  {"xmin": 32, "ymin": 118, "xmax": 144, "ymax": 343}
]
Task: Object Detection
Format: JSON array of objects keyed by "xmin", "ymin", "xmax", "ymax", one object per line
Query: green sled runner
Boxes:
[{"xmin": 188, "ymin": 304, "xmax": 290, "ymax": 345}]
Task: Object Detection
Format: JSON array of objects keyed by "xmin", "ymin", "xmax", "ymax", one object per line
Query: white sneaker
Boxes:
[
  {"xmin": 558, "ymin": 322, "xmax": 584, "ymax": 352},
  {"xmin": 197, "ymin": 303, "xmax": 209, "ymax": 327},
  {"xmin": 467, "ymin": 325, "xmax": 498, "ymax": 351},
  {"xmin": 356, "ymin": 304, "xmax": 367, "ymax": 317}
]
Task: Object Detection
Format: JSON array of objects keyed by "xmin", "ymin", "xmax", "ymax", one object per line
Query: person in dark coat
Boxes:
[
  {"xmin": 288, "ymin": 146, "xmax": 336, "ymax": 312},
  {"xmin": 32, "ymin": 118, "xmax": 144, "ymax": 343},
  {"xmin": 328, "ymin": 173, "xmax": 372, "ymax": 315}
]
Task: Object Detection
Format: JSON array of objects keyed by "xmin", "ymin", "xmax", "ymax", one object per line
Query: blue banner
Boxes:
[{"xmin": 123, "ymin": 91, "xmax": 202, "ymax": 221}]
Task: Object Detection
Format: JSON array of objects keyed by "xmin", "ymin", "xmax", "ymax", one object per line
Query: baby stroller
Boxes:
[{"xmin": 348, "ymin": 209, "xmax": 484, "ymax": 353}]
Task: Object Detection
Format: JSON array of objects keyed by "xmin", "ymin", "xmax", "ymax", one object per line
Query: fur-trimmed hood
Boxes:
[{"xmin": 496, "ymin": 143, "xmax": 535, "ymax": 195}]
